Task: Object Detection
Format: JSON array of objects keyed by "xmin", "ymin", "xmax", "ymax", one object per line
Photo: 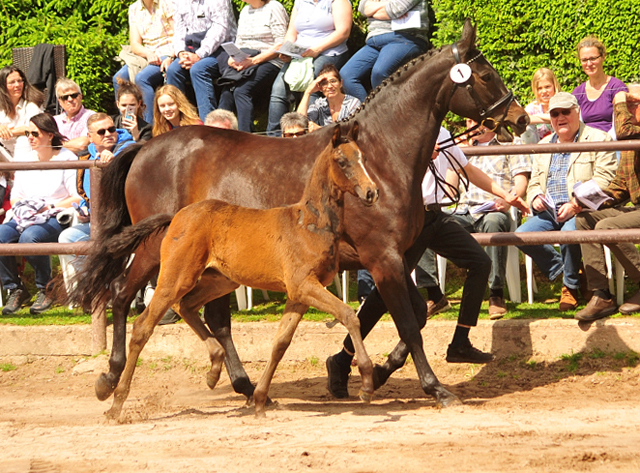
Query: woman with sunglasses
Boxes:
[
  {"xmin": 297, "ymin": 64, "xmax": 360, "ymax": 132},
  {"xmin": 0, "ymin": 66, "xmax": 44, "ymax": 158},
  {"xmin": 0, "ymin": 113, "xmax": 80, "ymax": 315},
  {"xmin": 572, "ymin": 36, "xmax": 628, "ymax": 135}
]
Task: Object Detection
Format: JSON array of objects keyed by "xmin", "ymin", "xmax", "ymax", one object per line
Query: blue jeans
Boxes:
[
  {"xmin": 340, "ymin": 32, "xmax": 428, "ymax": 102},
  {"xmin": 0, "ymin": 218, "xmax": 65, "ymax": 290},
  {"xmin": 266, "ymin": 53, "xmax": 348, "ymax": 136},
  {"xmin": 166, "ymin": 51, "xmax": 222, "ymax": 122},
  {"xmin": 59, "ymin": 223, "xmax": 91, "ymax": 273},
  {"xmin": 219, "ymin": 62, "xmax": 280, "ymax": 132},
  {"xmin": 357, "ymin": 269, "xmax": 375, "ymax": 301},
  {"xmin": 515, "ymin": 211, "xmax": 581, "ymax": 290},
  {"xmin": 113, "ymin": 59, "xmax": 167, "ymax": 124}
]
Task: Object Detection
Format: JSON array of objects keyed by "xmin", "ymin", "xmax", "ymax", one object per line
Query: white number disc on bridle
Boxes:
[{"xmin": 450, "ymin": 64, "xmax": 472, "ymax": 84}]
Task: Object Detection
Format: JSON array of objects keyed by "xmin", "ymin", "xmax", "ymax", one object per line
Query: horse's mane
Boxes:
[{"xmin": 342, "ymin": 46, "xmax": 445, "ymax": 123}]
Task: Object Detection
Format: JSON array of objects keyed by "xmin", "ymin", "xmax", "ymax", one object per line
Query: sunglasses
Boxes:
[
  {"xmin": 24, "ymin": 130, "xmax": 40, "ymax": 138},
  {"xmin": 283, "ymin": 130, "xmax": 308, "ymax": 138},
  {"xmin": 550, "ymin": 109, "xmax": 573, "ymax": 118},
  {"xmin": 94, "ymin": 126, "xmax": 117, "ymax": 136},
  {"xmin": 59, "ymin": 92, "xmax": 80, "ymax": 101}
]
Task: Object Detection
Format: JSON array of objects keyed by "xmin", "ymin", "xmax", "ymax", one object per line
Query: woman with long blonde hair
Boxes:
[{"xmin": 152, "ymin": 85, "xmax": 201, "ymax": 137}]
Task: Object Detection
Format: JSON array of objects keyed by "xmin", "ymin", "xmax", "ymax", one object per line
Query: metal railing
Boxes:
[{"xmin": 0, "ymin": 138, "xmax": 639, "ymax": 353}]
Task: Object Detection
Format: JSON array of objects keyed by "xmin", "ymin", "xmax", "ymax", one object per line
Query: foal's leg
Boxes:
[
  {"xmin": 97, "ymin": 242, "xmax": 161, "ymax": 402},
  {"xmin": 253, "ymin": 300, "xmax": 307, "ymax": 417},
  {"xmin": 294, "ymin": 279, "xmax": 374, "ymax": 402}
]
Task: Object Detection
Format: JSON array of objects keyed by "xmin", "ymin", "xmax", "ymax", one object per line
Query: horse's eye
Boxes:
[
  {"xmin": 481, "ymin": 73, "xmax": 492, "ymax": 82},
  {"xmin": 336, "ymin": 156, "xmax": 349, "ymax": 168}
]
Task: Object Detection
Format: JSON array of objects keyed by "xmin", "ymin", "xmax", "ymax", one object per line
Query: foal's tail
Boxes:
[{"xmin": 68, "ymin": 214, "xmax": 174, "ymax": 310}]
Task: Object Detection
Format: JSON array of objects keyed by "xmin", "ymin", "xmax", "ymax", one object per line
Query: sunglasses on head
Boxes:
[
  {"xmin": 550, "ymin": 109, "xmax": 573, "ymax": 118},
  {"xmin": 24, "ymin": 130, "xmax": 40, "ymax": 138},
  {"xmin": 283, "ymin": 130, "xmax": 308, "ymax": 138},
  {"xmin": 94, "ymin": 126, "xmax": 117, "ymax": 136},
  {"xmin": 59, "ymin": 92, "xmax": 80, "ymax": 101}
]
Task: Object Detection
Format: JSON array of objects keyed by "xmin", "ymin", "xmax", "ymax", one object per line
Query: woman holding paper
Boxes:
[
  {"xmin": 266, "ymin": 0, "xmax": 352, "ymax": 135},
  {"xmin": 339, "ymin": 0, "xmax": 432, "ymax": 103},
  {"xmin": 218, "ymin": 0, "xmax": 288, "ymax": 132}
]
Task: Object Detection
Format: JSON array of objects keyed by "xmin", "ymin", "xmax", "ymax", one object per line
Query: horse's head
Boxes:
[
  {"xmin": 329, "ymin": 122, "xmax": 378, "ymax": 206},
  {"xmin": 448, "ymin": 19, "xmax": 529, "ymax": 141}
]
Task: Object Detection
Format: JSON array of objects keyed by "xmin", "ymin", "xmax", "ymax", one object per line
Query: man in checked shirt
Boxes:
[{"xmin": 574, "ymin": 83, "xmax": 640, "ymax": 322}]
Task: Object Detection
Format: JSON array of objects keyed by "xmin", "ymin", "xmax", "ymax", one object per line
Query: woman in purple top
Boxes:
[{"xmin": 572, "ymin": 35, "xmax": 628, "ymax": 135}]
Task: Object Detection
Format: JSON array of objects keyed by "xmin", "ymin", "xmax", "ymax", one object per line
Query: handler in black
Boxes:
[{"xmin": 326, "ymin": 127, "xmax": 529, "ymax": 398}]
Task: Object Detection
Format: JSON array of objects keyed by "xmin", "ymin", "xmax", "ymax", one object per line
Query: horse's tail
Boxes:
[{"xmin": 68, "ymin": 214, "xmax": 174, "ymax": 309}]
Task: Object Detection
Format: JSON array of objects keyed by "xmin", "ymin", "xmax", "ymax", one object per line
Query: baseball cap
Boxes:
[{"xmin": 548, "ymin": 92, "xmax": 579, "ymax": 112}]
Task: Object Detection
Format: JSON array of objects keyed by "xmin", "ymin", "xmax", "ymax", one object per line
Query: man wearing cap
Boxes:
[
  {"xmin": 516, "ymin": 92, "xmax": 617, "ymax": 311},
  {"xmin": 574, "ymin": 83, "xmax": 640, "ymax": 321}
]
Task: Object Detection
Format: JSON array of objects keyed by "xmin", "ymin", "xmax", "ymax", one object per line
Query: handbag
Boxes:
[
  {"xmin": 215, "ymin": 49, "xmax": 261, "ymax": 86},
  {"xmin": 284, "ymin": 57, "xmax": 314, "ymax": 92}
]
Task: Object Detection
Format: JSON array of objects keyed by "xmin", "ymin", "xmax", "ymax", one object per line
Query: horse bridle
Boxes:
[{"xmin": 430, "ymin": 44, "xmax": 518, "ymax": 206}]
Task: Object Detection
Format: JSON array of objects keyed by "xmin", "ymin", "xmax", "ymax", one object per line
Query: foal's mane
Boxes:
[{"xmin": 342, "ymin": 46, "xmax": 445, "ymax": 122}]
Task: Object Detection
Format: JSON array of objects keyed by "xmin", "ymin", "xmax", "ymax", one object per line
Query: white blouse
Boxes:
[{"xmin": 0, "ymin": 99, "xmax": 42, "ymax": 157}]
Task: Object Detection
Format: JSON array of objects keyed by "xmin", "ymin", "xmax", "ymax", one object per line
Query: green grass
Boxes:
[
  {"xmin": 1, "ymin": 363, "xmax": 17, "ymax": 372},
  {"xmin": 2, "ymin": 255, "xmax": 640, "ymax": 326}
]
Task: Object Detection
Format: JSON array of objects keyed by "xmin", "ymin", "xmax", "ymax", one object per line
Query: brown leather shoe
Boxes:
[
  {"xmin": 619, "ymin": 290, "xmax": 640, "ymax": 315},
  {"xmin": 427, "ymin": 295, "xmax": 451, "ymax": 319},
  {"xmin": 559, "ymin": 286, "xmax": 579, "ymax": 311},
  {"xmin": 575, "ymin": 295, "xmax": 617, "ymax": 321},
  {"xmin": 488, "ymin": 296, "xmax": 507, "ymax": 320}
]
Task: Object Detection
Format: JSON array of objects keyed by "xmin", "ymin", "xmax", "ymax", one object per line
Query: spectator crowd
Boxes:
[{"xmin": 0, "ymin": 0, "xmax": 638, "ymax": 356}]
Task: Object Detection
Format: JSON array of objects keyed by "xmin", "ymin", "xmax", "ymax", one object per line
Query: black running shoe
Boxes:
[{"xmin": 446, "ymin": 340, "xmax": 495, "ymax": 364}]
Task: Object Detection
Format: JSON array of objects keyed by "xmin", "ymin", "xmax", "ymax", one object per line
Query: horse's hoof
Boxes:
[
  {"xmin": 435, "ymin": 390, "xmax": 462, "ymax": 409},
  {"xmin": 95, "ymin": 373, "xmax": 117, "ymax": 401},
  {"xmin": 206, "ymin": 370, "xmax": 221, "ymax": 390},
  {"xmin": 372, "ymin": 364, "xmax": 391, "ymax": 390},
  {"xmin": 104, "ymin": 406, "xmax": 121, "ymax": 420},
  {"xmin": 358, "ymin": 389, "xmax": 373, "ymax": 403},
  {"xmin": 578, "ymin": 320, "xmax": 593, "ymax": 332}
]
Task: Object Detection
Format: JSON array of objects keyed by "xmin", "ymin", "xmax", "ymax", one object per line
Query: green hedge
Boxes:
[
  {"xmin": 1, "ymin": 0, "xmax": 638, "ymax": 114},
  {"xmin": 432, "ymin": 0, "xmax": 640, "ymax": 105}
]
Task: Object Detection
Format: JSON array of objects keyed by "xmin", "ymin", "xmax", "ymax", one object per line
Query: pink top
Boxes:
[
  {"xmin": 525, "ymin": 101, "xmax": 553, "ymax": 140},
  {"xmin": 54, "ymin": 106, "xmax": 95, "ymax": 140}
]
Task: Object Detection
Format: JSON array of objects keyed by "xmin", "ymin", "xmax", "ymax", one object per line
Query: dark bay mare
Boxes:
[
  {"xmin": 72, "ymin": 20, "xmax": 528, "ymax": 409},
  {"xmin": 99, "ymin": 124, "xmax": 378, "ymax": 419}
]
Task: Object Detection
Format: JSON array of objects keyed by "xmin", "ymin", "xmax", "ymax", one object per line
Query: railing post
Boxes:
[{"xmin": 89, "ymin": 165, "xmax": 107, "ymax": 354}]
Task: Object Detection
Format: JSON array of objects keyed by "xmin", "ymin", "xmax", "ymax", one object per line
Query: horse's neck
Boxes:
[
  {"xmin": 351, "ymin": 52, "xmax": 452, "ymax": 187},
  {"xmin": 297, "ymin": 150, "xmax": 344, "ymax": 236}
]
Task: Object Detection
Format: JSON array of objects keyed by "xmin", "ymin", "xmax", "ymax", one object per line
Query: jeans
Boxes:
[
  {"xmin": 58, "ymin": 223, "xmax": 91, "ymax": 273},
  {"xmin": 340, "ymin": 32, "xmax": 428, "ymax": 102},
  {"xmin": 219, "ymin": 62, "xmax": 280, "ymax": 132},
  {"xmin": 166, "ymin": 51, "xmax": 222, "ymax": 122},
  {"xmin": 356, "ymin": 269, "xmax": 375, "ymax": 301},
  {"xmin": 515, "ymin": 211, "xmax": 581, "ymax": 290},
  {"xmin": 266, "ymin": 53, "xmax": 348, "ymax": 136},
  {"xmin": 450, "ymin": 211, "xmax": 512, "ymax": 290},
  {"xmin": 0, "ymin": 218, "xmax": 65, "ymax": 291},
  {"xmin": 113, "ymin": 59, "xmax": 168, "ymax": 124}
]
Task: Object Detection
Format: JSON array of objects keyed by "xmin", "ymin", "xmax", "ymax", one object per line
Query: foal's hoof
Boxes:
[
  {"xmin": 95, "ymin": 373, "xmax": 117, "ymax": 401},
  {"xmin": 435, "ymin": 389, "xmax": 462, "ymax": 409},
  {"xmin": 206, "ymin": 369, "xmax": 221, "ymax": 390},
  {"xmin": 358, "ymin": 389, "xmax": 373, "ymax": 403}
]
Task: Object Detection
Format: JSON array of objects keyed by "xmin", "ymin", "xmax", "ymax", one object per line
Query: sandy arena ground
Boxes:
[{"xmin": 1, "ymin": 350, "xmax": 640, "ymax": 473}]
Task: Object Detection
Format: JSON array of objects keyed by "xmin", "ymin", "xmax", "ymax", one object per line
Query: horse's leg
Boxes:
[
  {"xmin": 252, "ymin": 300, "xmax": 307, "ymax": 417},
  {"xmin": 96, "ymin": 244, "xmax": 160, "ymax": 402},
  {"xmin": 203, "ymin": 296, "xmax": 256, "ymax": 399},
  {"xmin": 374, "ymin": 259, "xmax": 460, "ymax": 407},
  {"xmin": 293, "ymin": 280, "xmax": 374, "ymax": 402}
]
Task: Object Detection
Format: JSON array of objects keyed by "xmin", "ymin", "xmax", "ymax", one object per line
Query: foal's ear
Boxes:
[
  {"xmin": 460, "ymin": 18, "xmax": 477, "ymax": 49},
  {"xmin": 350, "ymin": 121, "xmax": 359, "ymax": 142},
  {"xmin": 331, "ymin": 124, "xmax": 342, "ymax": 147}
]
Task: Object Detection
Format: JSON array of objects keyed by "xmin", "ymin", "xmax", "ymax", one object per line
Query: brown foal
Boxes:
[{"xmin": 105, "ymin": 122, "xmax": 379, "ymax": 418}]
